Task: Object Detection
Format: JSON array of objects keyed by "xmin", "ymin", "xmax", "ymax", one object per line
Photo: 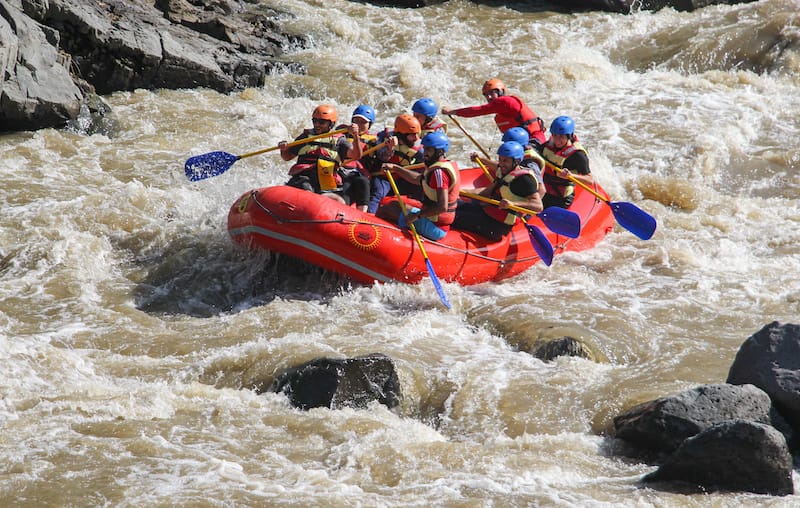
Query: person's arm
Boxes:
[
  {"xmin": 383, "ymin": 163, "xmax": 423, "ymax": 184},
  {"xmin": 502, "ymin": 175, "xmax": 542, "ymax": 212},
  {"xmin": 441, "ymin": 101, "xmax": 498, "ymax": 118},
  {"xmin": 414, "ymin": 169, "xmax": 450, "ymax": 219},
  {"xmin": 278, "ymin": 133, "xmax": 306, "ymax": 161},
  {"xmin": 344, "ymin": 124, "xmax": 362, "ymax": 160},
  {"xmin": 558, "ymin": 151, "xmax": 593, "ymax": 186}
]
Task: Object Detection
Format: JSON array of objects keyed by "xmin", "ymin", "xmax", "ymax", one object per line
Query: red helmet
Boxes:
[
  {"xmin": 482, "ymin": 78, "xmax": 506, "ymax": 96},
  {"xmin": 312, "ymin": 104, "xmax": 338, "ymax": 123},
  {"xmin": 393, "ymin": 113, "xmax": 421, "ymax": 134}
]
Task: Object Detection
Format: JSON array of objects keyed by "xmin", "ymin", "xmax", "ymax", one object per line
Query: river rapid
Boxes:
[{"xmin": 2, "ymin": 0, "xmax": 800, "ymax": 505}]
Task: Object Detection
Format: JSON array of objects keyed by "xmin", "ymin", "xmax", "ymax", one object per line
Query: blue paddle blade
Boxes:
[
  {"xmin": 611, "ymin": 202, "xmax": 657, "ymax": 240},
  {"xmin": 425, "ymin": 258, "xmax": 452, "ymax": 309},
  {"xmin": 526, "ymin": 225, "xmax": 554, "ymax": 266},
  {"xmin": 537, "ymin": 207, "xmax": 581, "ymax": 239},
  {"xmin": 185, "ymin": 151, "xmax": 240, "ymax": 181}
]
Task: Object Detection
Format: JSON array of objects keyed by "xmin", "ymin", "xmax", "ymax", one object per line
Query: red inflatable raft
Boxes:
[{"xmin": 227, "ymin": 168, "xmax": 614, "ymax": 285}]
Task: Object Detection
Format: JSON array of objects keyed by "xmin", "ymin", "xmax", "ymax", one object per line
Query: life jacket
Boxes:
[
  {"xmin": 484, "ymin": 167, "xmax": 539, "ymax": 225},
  {"xmin": 541, "ymin": 140, "xmax": 588, "ymax": 199},
  {"xmin": 421, "ymin": 159, "xmax": 460, "ymax": 225},
  {"xmin": 522, "ymin": 146, "xmax": 545, "ymax": 185},
  {"xmin": 421, "ymin": 117, "xmax": 447, "ymax": 137},
  {"xmin": 388, "ymin": 142, "xmax": 420, "ymax": 166},
  {"xmin": 289, "ymin": 129, "xmax": 346, "ymax": 191},
  {"xmin": 494, "ymin": 95, "xmax": 546, "ymax": 144}
]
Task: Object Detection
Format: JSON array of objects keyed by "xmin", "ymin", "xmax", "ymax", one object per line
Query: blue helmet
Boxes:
[
  {"xmin": 351, "ymin": 104, "xmax": 376, "ymax": 124},
  {"xmin": 412, "ymin": 98, "xmax": 438, "ymax": 118},
  {"xmin": 497, "ymin": 141, "xmax": 524, "ymax": 160},
  {"xmin": 502, "ymin": 127, "xmax": 529, "ymax": 146},
  {"xmin": 421, "ymin": 131, "xmax": 449, "ymax": 152},
  {"xmin": 550, "ymin": 116, "xmax": 575, "ymax": 136}
]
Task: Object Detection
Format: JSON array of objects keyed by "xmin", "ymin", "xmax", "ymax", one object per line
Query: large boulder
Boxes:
[
  {"xmin": 613, "ymin": 383, "xmax": 790, "ymax": 454},
  {"xmin": 267, "ymin": 354, "xmax": 402, "ymax": 411},
  {"xmin": 727, "ymin": 322, "xmax": 800, "ymax": 436},
  {"xmin": 643, "ymin": 420, "xmax": 794, "ymax": 496},
  {"xmin": 0, "ymin": 0, "xmax": 82, "ymax": 131},
  {"xmin": 0, "ymin": 0, "xmax": 303, "ymax": 132}
]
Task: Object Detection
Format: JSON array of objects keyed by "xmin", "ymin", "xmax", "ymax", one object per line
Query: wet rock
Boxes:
[
  {"xmin": 0, "ymin": 0, "xmax": 83, "ymax": 131},
  {"xmin": 268, "ymin": 353, "xmax": 402, "ymax": 411},
  {"xmin": 643, "ymin": 420, "xmax": 794, "ymax": 496},
  {"xmin": 613, "ymin": 383, "xmax": 789, "ymax": 454},
  {"xmin": 532, "ymin": 336, "xmax": 595, "ymax": 362},
  {"xmin": 1, "ymin": 0, "xmax": 303, "ymax": 131},
  {"xmin": 727, "ymin": 322, "xmax": 800, "ymax": 439}
]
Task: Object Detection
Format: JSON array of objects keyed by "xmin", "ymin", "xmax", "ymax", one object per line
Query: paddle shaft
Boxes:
[
  {"xmin": 459, "ymin": 191, "xmax": 538, "ymax": 217},
  {"xmin": 384, "ymin": 170, "xmax": 428, "ymax": 255},
  {"xmin": 343, "ymin": 140, "xmax": 389, "ymax": 165},
  {"xmin": 448, "ymin": 115, "xmax": 491, "ymax": 159},
  {"xmin": 384, "ymin": 170, "xmax": 451, "ymax": 308},
  {"xmin": 239, "ymin": 128, "xmax": 349, "ymax": 159}
]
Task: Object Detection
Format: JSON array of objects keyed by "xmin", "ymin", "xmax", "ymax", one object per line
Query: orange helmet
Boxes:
[
  {"xmin": 393, "ymin": 113, "xmax": 421, "ymax": 134},
  {"xmin": 482, "ymin": 78, "xmax": 506, "ymax": 96},
  {"xmin": 312, "ymin": 104, "xmax": 338, "ymax": 123}
]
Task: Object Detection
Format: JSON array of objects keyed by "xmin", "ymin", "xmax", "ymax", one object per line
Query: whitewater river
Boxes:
[{"xmin": 2, "ymin": 0, "xmax": 799, "ymax": 505}]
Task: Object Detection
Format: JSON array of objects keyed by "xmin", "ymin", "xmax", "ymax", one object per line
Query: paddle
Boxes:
[
  {"xmin": 448, "ymin": 115, "xmax": 491, "ymax": 159},
  {"xmin": 184, "ymin": 128, "xmax": 349, "ymax": 181},
  {"xmin": 384, "ymin": 170, "xmax": 451, "ymax": 309},
  {"xmin": 543, "ymin": 161, "xmax": 657, "ymax": 241},
  {"xmin": 459, "ymin": 191, "xmax": 581, "ymax": 239},
  {"xmin": 472, "ymin": 158, "xmax": 554, "ymax": 265}
]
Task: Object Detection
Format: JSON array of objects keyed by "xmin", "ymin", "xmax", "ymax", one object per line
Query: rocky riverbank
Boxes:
[{"xmin": 0, "ymin": 0, "xmax": 758, "ymax": 133}]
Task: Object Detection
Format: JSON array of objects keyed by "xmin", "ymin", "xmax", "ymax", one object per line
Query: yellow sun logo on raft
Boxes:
[{"xmin": 348, "ymin": 221, "xmax": 381, "ymax": 251}]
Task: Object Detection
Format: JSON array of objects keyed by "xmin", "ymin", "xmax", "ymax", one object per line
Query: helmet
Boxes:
[
  {"xmin": 497, "ymin": 141, "xmax": 524, "ymax": 161},
  {"xmin": 502, "ymin": 127, "xmax": 529, "ymax": 146},
  {"xmin": 412, "ymin": 98, "xmax": 438, "ymax": 118},
  {"xmin": 351, "ymin": 104, "xmax": 375, "ymax": 124},
  {"xmin": 312, "ymin": 104, "xmax": 338, "ymax": 123},
  {"xmin": 421, "ymin": 131, "xmax": 449, "ymax": 152},
  {"xmin": 550, "ymin": 116, "xmax": 575, "ymax": 135},
  {"xmin": 482, "ymin": 78, "xmax": 506, "ymax": 96},
  {"xmin": 393, "ymin": 113, "xmax": 421, "ymax": 134}
]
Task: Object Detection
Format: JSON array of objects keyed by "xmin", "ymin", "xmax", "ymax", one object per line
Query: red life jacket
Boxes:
[
  {"xmin": 541, "ymin": 140, "xmax": 588, "ymax": 199},
  {"xmin": 493, "ymin": 95, "xmax": 546, "ymax": 144}
]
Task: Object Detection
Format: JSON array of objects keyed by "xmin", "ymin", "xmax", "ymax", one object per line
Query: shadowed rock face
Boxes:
[{"xmin": 1, "ymin": 0, "xmax": 304, "ymax": 132}]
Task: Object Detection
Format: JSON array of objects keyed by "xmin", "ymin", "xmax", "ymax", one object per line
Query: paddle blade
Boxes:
[
  {"xmin": 537, "ymin": 207, "xmax": 581, "ymax": 239},
  {"xmin": 526, "ymin": 225, "xmax": 554, "ymax": 266},
  {"xmin": 424, "ymin": 258, "xmax": 452, "ymax": 309},
  {"xmin": 185, "ymin": 151, "xmax": 240, "ymax": 181},
  {"xmin": 610, "ymin": 201, "xmax": 657, "ymax": 240}
]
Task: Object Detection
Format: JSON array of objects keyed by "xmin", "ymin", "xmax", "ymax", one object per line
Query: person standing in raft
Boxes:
[
  {"xmin": 452, "ymin": 141, "xmax": 543, "ymax": 242},
  {"xmin": 278, "ymin": 104, "xmax": 368, "ymax": 211},
  {"xmin": 538, "ymin": 115, "xmax": 593, "ymax": 209},
  {"xmin": 411, "ymin": 97, "xmax": 447, "ymax": 137},
  {"xmin": 442, "ymin": 78, "xmax": 547, "ymax": 148},
  {"xmin": 376, "ymin": 131, "xmax": 460, "ymax": 241},
  {"xmin": 364, "ymin": 113, "xmax": 424, "ymax": 213},
  {"xmin": 472, "ymin": 126, "xmax": 547, "ymax": 200}
]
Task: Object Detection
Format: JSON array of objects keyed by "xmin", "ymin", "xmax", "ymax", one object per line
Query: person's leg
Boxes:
[{"xmin": 367, "ymin": 178, "xmax": 391, "ymax": 214}]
